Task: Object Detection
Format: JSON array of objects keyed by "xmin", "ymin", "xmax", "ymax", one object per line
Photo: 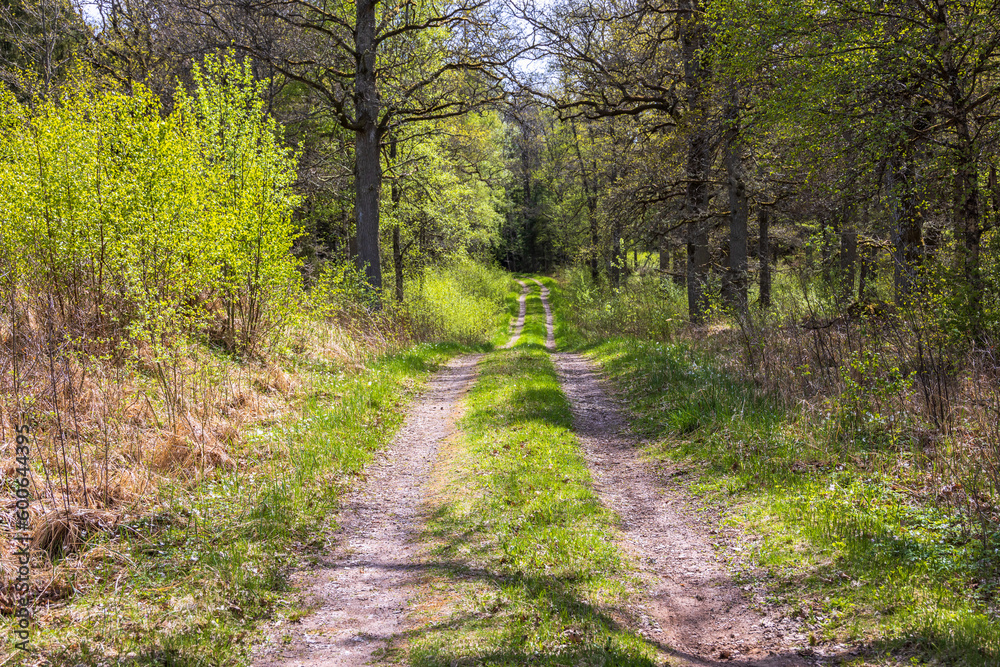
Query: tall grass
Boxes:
[
  {"xmin": 555, "ymin": 266, "xmax": 686, "ymax": 346},
  {"xmin": 405, "ymin": 260, "xmax": 512, "ymax": 345}
]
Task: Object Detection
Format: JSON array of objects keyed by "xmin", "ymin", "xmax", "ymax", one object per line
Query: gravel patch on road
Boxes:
[{"xmin": 252, "ymin": 354, "xmax": 481, "ymax": 667}]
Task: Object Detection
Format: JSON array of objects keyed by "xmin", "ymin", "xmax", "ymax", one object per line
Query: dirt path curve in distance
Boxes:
[
  {"xmin": 530, "ymin": 278, "xmax": 555, "ymax": 351},
  {"xmin": 252, "ymin": 354, "xmax": 481, "ymax": 667},
  {"xmin": 502, "ymin": 280, "xmax": 530, "ymax": 349},
  {"xmin": 534, "ymin": 286, "xmax": 812, "ymax": 666}
]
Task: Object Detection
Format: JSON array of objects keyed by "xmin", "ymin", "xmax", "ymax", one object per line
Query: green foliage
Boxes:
[
  {"xmin": 0, "ymin": 54, "xmax": 300, "ymax": 355},
  {"xmin": 386, "ymin": 112, "xmax": 508, "ymax": 259},
  {"xmin": 554, "ymin": 267, "xmax": 686, "ymax": 347},
  {"xmin": 833, "ymin": 349, "xmax": 914, "ymax": 449},
  {"xmin": 306, "ymin": 260, "xmax": 381, "ymax": 320},
  {"xmin": 747, "ymin": 473, "xmax": 1000, "ymax": 665},
  {"xmin": 405, "ymin": 260, "xmax": 512, "ymax": 345}
]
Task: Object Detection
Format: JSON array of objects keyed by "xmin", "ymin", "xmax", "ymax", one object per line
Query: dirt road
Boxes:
[
  {"xmin": 253, "ymin": 354, "xmax": 481, "ymax": 667},
  {"xmin": 256, "ymin": 281, "xmax": 828, "ymax": 666},
  {"xmin": 537, "ymin": 285, "xmax": 813, "ymax": 666}
]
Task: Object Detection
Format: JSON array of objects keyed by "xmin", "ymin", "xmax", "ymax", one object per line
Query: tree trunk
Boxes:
[
  {"xmin": 570, "ymin": 121, "xmax": 599, "ymax": 282},
  {"xmin": 672, "ymin": 246, "xmax": 685, "ymax": 287},
  {"xmin": 931, "ymin": 1, "xmax": 982, "ymax": 338},
  {"xmin": 820, "ymin": 214, "xmax": 835, "ymax": 282},
  {"xmin": 890, "ymin": 155, "xmax": 922, "ymax": 305},
  {"xmin": 858, "ymin": 250, "xmax": 870, "ymax": 301},
  {"xmin": 354, "ymin": 0, "xmax": 383, "ymax": 295},
  {"xmin": 958, "ymin": 140, "xmax": 983, "ymax": 341},
  {"xmin": 723, "ymin": 97, "xmax": 748, "ymax": 315},
  {"xmin": 680, "ymin": 0, "xmax": 711, "ymax": 322},
  {"xmin": 343, "ymin": 204, "xmax": 352, "ymax": 261},
  {"xmin": 957, "ymin": 126, "xmax": 983, "ymax": 339},
  {"xmin": 686, "ymin": 133, "xmax": 711, "ymax": 322},
  {"xmin": 589, "ymin": 209, "xmax": 600, "ymax": 281},
  {"xmin": 392, "ymin": 225, "xmax": 403, "ymax": 301},
  {"xmin": 840, "ymin": 205, "xmax": 857, "ymax": 303},
  {"xmin": 758, "ymin": 207, "xmax": 771, "ymax": 310},
  {"xmin": 991, "ymin": 164, "xmax": 999, "ymax": 232},
  {"xmin": 858, "ymin": 249, "xmax": 876, "ymax": 303},
  {"xmin": 389, "ymin": 137, "xmax": 404, "ymax": 302},
  {"xmin": 610, "ymin": 226, "xmax": 622, "ymax": 288},
  {"xmin": 856, "ymin": 205, "xmax": 874, "ymax": 302}
]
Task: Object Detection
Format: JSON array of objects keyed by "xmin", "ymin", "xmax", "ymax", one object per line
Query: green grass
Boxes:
[
  {"xmin": 2, "ymin": 343, "xmax": 470, "ymax": 666},
  {"xmin": 406, "ymin": 260, "xmax": 515, "ymax": 345},
  {"xmin": 551, "ymin": 325, "xmax": 1000, "ymax": 665},
  {"xmin": 552, "ymin": 268, "xmax": 684, "ymax": 347},
  {"xmin": 405, "ymin": 279, "xmax": 660, "ymax": 666}
]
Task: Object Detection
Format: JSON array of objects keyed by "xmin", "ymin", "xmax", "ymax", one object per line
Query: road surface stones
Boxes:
[{"xmin": 252, "ymin": 354, "xmax": 481, "ymax": 667}]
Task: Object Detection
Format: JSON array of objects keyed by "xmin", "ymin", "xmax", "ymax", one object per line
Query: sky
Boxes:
[{"xmin": 76, "ymin": 1, "xmax": 101, "ymax": 27}]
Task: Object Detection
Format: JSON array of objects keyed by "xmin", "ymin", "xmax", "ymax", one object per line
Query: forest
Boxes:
[{"xmin": 1, "ymin": 0, "xmax": 1000, "ymax": 665}]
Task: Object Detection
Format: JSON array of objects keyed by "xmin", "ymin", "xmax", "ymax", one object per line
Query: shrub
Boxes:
[
  {"xmin": 0, "ymin": 54, "xmax": 301, "ymax": 357},
  {"xmin": 405, "ymin": 260, "xmax": 510, "ymax": 344}
]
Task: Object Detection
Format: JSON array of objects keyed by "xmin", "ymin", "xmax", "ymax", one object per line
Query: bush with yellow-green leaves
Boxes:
[{"xmin": 0, "ymin": 54, "xmax": 301, "ymax": 358}]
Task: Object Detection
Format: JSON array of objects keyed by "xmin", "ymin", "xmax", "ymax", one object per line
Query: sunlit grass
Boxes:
[
  {"xmin": 407, "ymin": 277, "xmax": 659, "ymax": 666},
  {"xmin": 405, "ymin": 260, "xmax": 514, "ymax": 345}
]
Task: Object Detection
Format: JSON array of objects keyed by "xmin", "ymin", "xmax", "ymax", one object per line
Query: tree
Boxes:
[
  {"xmin": 163, "ymin": 0, "xmax": 518, "ymax": 299},
  {"xmin": 388, "ymin": 109, "xmax": 508, "ymax": 291},
  {"xmin": 0, "ymin": 0, "xmax": 89, "ymax": 96}
]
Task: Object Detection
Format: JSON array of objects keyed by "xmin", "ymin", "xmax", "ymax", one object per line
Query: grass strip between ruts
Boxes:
[{"xmin": 406, "ymin": 281, "xmax": 660, "ymax": 666}]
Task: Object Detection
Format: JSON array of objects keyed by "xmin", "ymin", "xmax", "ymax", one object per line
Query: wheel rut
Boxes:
[
  {"xmin": 253, "ymin": 282, "xmax": 535, "ymax": 666},
  {"xmin": 502, "ymin": 280, "xmax": 530, "ymax": 349},
  {"xmin": 530, "ymin": 278, "xmax": 555, "ymax": 350},
  {"xmin": 252, "ymin": 354, "xmax": 481, "ymax": 667},
  {"xmin": 535, "ymin": 284, "xmax": 811, "ymax": 667}
]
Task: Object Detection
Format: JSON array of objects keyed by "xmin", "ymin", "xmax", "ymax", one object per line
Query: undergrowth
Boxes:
[
  {"xmin": 0, "ymin": 264, "xmax": 512, "ymax": 664},
  {"xmin": 405, "ymin": 261, "xmax": 512, "ymax": 345},
  {"xmin": 0, "ymin": 342, "xmax": 461, "ymax": 665},
  {"xmin": 551, "ymin": 270, "xmax": 1000, "ymax": 666}
]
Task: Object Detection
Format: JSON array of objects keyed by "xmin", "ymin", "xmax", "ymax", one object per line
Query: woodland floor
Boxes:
[{"xmin": 249, "ymin": 281, "xmax": 873, "ymax": 667}]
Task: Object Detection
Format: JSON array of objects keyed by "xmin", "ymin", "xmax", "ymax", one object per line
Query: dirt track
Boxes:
[
  {"xmin": 252, "ymin": 354, "xmax": 480, "ymax": 667},
  {"xmin": 502, "ymin": 280, "xmax": 529, "ymax": 349},
  {"xmin": 538, "ymin": 285, "xmax": 814, "ymax": 666},
  {"xmin": 255, "ymin": 281, "xmax": 836, "ymax": 666}
]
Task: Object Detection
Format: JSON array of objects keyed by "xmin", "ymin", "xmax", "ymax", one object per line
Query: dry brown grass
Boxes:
[
  {"xmin": 696, "ymin": 298, "xmax": 1000, "ymax": 546},
  {"xmin": 0, "ymin": 292, "xmax": 413, "ymax": 611},
  {"xmin": 30, "ymin": 507, "xmax": 119, "ymax": 558}
]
